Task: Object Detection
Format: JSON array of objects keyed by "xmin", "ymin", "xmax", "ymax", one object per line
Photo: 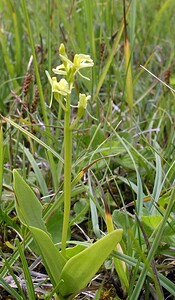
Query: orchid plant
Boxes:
[
  {"xmin": 13, "ymin": 44, "xmax": 123, "ymax": 299},
  {"xmin": 46, "ymin": 44, "xmax": 94, "ymax": 256}
]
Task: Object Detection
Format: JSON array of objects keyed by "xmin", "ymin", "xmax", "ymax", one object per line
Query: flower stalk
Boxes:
[
  {"xmin": 46, "ymin": 44, "xmax": 94, "ymax": 257},
  {"xmin": 61, "ymin": 93, "xmax": 72, "ymax": 256}
]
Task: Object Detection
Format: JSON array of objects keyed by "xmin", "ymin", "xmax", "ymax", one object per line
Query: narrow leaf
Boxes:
[
  {"xmin": 124, "ymin": 37, "xmax": 133, "ymax": 114},
  {"xmin": 0, "ymin": 277, "xmax": 23, "ymax": 300},
  {"xmin": 16, "ymin": 239, "xmax": 36, "ymax": 300},
  {"xmin": 2, "ymin": 116, "xmax": 64, "ymax": 163},
  {"xmin": 151, "ymin": 151, "xmax": 162, "ymax": 213},
  {"xmin": 59, "ymin": 229, "xmax": 123, "ymax": 295},
  {"xmin": 20, "ymin": 143, "xmax": 48, "ymax": 197},
  {"xmin": 94, "ymin": 7, "xmax": 129, "ymax": 100},
  {"xmin": 130, "ymin": 184, "xmax": 175, "ymax": 300}
]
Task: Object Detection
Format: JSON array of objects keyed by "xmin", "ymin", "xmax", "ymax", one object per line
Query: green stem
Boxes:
[{"xmin": 61, "ymin": 94, "xmax": 72, "ymax": 256}]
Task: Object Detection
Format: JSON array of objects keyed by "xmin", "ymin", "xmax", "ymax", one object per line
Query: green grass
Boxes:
[{"xmin": 0, "ymin": 0, "xmax": 175, "ymax": 299}]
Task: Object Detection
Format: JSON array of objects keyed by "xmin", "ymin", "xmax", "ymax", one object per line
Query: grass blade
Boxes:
[
  {"xmin": 129, "ymin": 184, "xmax": 175, "ymax": 300},
  {"xmin": 16, "ymin": 239, "xmax": 36, "ymax": 300},
  {"xmin": 113, "ymin": 252, "xmax": 175, "ymax": 296},
  {"xmin": 0, "ymin": 125, "xmax": 3, "ymax": 206},
  {"xmin": 19, "ymin": 143, "xmax": 49, "ymax": 197},
  {"xmin": 0, "ymin": 277, "xmax": 23, "ymax": 300},
  {"xmin": 151, "ymin": 150, "xmax": 163, "ymax": 213},
  {"xmin": 1, "ymin": 250, "xmax": 26, "ymax": 299},
  {"xmin": 123, "ymin": 0, "xmax": 133, "ymax": 118},
  {"xmin": 21, "ymin": 0, "xmax": 49, "ymax": 129},
  {"xmin": 94, "ymin": 7, "xmax": 128, "ymax": 100},
  {"xmin": 1, "ymin": 116, "xmax": 64, "ymax": 163}
]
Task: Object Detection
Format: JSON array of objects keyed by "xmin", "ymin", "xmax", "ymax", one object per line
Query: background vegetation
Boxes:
[{"xmin": 0, "ymin": 0, "xmax": 175, "ymax": 299}]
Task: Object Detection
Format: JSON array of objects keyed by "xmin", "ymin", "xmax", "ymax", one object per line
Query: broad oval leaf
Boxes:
[
  {"xmin": 59, "ymin": 229, "xmax": 123, "ymax": 296},
  {"xmin": 29, "ymin": 226, "xmax": 66, "ymax": 286},
  {"xmin": 13, "ymin": 170, "xmax": 47, "ymax": 232}
]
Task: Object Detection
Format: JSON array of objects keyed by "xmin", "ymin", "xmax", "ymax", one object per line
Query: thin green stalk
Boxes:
[{"xmin": 61, "ymin": 94, "xmax": 72, "ymax": 256}]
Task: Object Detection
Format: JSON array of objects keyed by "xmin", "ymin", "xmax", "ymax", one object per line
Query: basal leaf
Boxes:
[
  {"xmin": 29, "ymin": 226, "xmax": 67, "ymax": 286},
  {"xmin": 59, "ymin": 229, "xmax": 123, "ymax": 296},
  {"xmin": 65, "ymin": 244, "xmax": 86, "ymax": 259},
  {"xmin": 13, "ymin": 170, "xmax": 47, "ymax": 232},
  {"xmin": 141, "ymin": 215, "xmax": 163, "ymax": 231},
  {"xmin": 46, "ymin": 210, "xmax": 65, "ymax": 244}
]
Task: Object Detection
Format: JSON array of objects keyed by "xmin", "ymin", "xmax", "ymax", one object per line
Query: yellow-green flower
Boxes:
[
  {"xmin": 52, "ymin": 77, "xmax": 70, "ymax": 96},
  {"xmin": 77, "ymin": 93, "xmax": 91, "ymax": 119},
  {"xmin": 46, "ymin": 71, "xmax": 70, "ymax": 95},
  {"xmin": 46, "ymin": 44, "xmax": 93, "ymax": 111},
  {"xmin": 45, "ymin": 70, "xmax": 71, "ymax": 108},
  {"xmin": 73, "ymin": 54, "xmax": 94, "ymax": 70},
  {"xmin": 70, "ymin": 93, "xmax": 91, "ymax": 129},
  {"xmin": 78, "ymin": 93, "xmax": 91, "ymax": 109},
  {"xmin": 52, "ymin": 43, "xmax": 94, "ymax": 81}
]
